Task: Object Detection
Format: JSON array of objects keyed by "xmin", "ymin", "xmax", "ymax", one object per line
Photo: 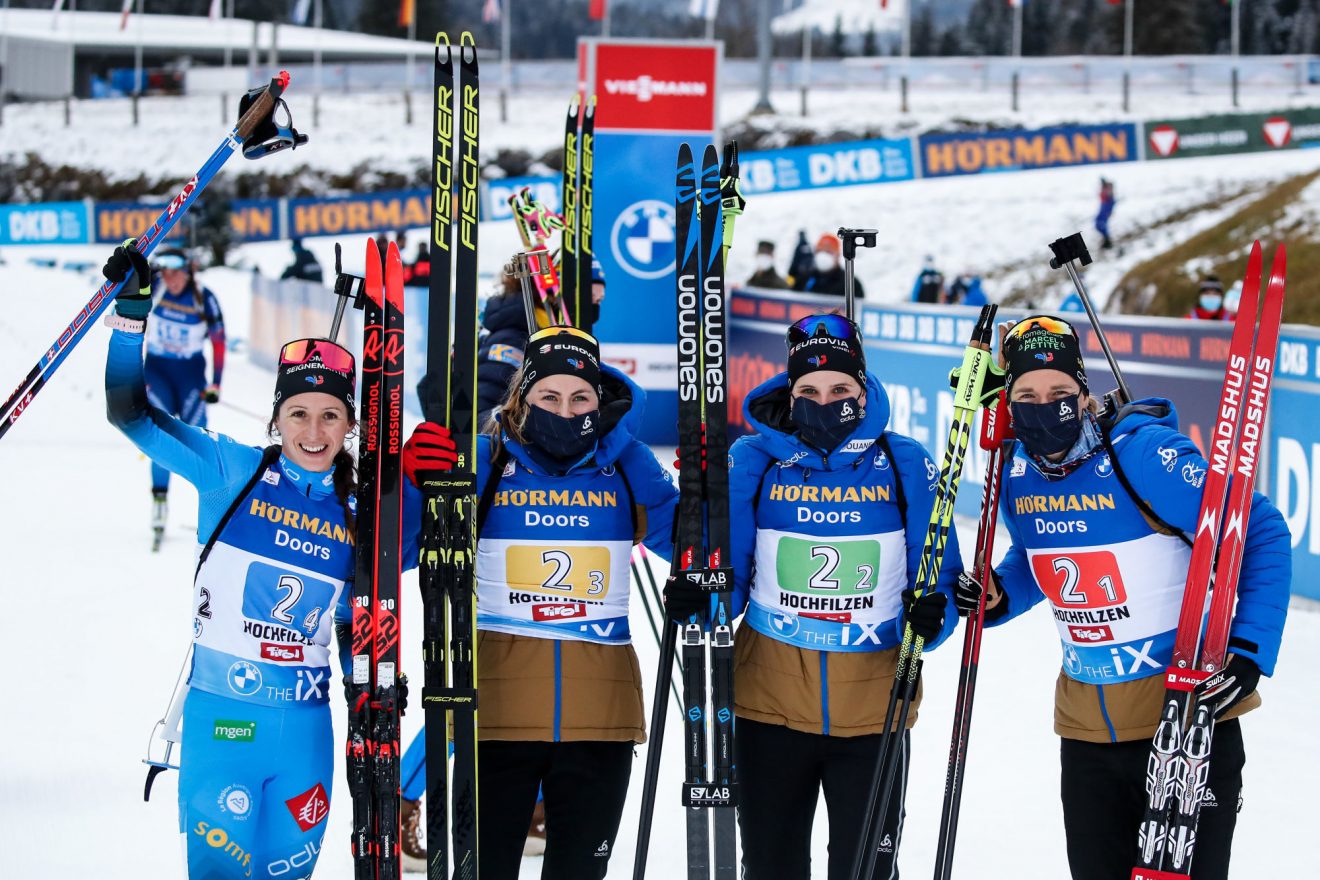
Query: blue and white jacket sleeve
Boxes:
[
  {"xmin": 726, "ymin": 436, "xmax": 772, "ymax": 619},
  {"xmin": 1122, "ymin": 425, "xmax": 1292, "ymax": 676},
  {"xmin": 887, "ymin": 434, "xmax": 962, "ymax": 649},
  {"xmin": 618, "ymin": 439, "xmax": 679, "ymax": 564}
]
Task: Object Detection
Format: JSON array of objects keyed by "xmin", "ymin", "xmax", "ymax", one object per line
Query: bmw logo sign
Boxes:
[
  {"xmin": 610, "ymin": 199, "xmax": 676, "ymax": 280},
  {"xmin": 227, "ymin": 660, "xmax": 263, "ymax": 697}
]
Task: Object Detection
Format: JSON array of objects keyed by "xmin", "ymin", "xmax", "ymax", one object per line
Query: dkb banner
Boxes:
[{"xmin": 729, "ymin": 286, "xmax": 1320, "ymax": 601}]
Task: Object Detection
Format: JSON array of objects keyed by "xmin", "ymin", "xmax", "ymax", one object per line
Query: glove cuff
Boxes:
[{"xmin": 104, "ymin": 312, "xmax": 146, "ymax": 334}]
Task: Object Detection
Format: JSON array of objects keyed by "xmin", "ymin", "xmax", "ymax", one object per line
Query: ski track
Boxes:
[{"xmin": 2, "ymin": 157, "xmax": 1319, "ymax": 877}]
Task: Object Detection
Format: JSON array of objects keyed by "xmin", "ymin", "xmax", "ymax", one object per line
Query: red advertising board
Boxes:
[{"xmin": 589, "ymin": 42, "xmax": 718, "ymax": 132}]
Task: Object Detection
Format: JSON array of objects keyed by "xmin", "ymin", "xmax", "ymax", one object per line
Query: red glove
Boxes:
[{"xmin": 403, "ymin": 422, "xmax": 458, "ymax": 484}]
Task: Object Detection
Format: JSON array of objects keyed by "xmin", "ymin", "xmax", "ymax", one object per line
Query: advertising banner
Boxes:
[
  {"xmin": 1145, "ymin": 107, "xmax": 1320, "ymax": 160},
  {"xmin": 919, "ymin": 123, "xmax": 1139, "ymax": 178},
  {"xmin": 729, "ymin": 287, "xmax": 1317, "ymax": 600},
  {"xmin": 579, "ymin": 37, "xmax": 721, "ymax": 443},
  {"xmin": 739, "ymin": 138, "xmax": 917, "ymax": 196},
  {"xmin": 287, "ymin": 189, "xmax": 431, "ymax": 239},
  {"xmin": 484, "ymin": 175, "xmax": 561, "ymax": 223},
  {"xmin": 93, "ymin": 201, "xmax": 188, "ymax": 244},
  {"xmin": 0, "ymin": 201, "xmax": 90, "ymax": 246},
  {"xmin": 229, "ymin": 199, "xmax": 281, "ymax": 243}
]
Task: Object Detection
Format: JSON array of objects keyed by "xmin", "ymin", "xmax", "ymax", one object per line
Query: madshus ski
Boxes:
[
  {"xmin": 633, "ymin": 142, "xmax": 738, "ymax": 880},
  {"xmin": 1131, "ymin": 242, "xmax": 1286, "ymax": 880},
  {"xmin": 347, "ymin": 238, "xmax": 408, "ymax": 880},
  {"xmin": 416, "ymin": 31, "xmax": 481, "ymax": 880}
]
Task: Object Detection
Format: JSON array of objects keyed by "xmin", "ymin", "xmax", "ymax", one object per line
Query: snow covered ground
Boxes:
[{"xmin": 1, "ymin": 209, "xmax": 1318, "ymax": 877}]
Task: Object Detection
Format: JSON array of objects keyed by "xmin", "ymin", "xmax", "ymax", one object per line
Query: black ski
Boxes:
[
  {"xmin": 576, "ymin": 96, "xmax": 597, "ymax": 335},
  {"xmin": 561, "ymin": 95, "xmax": 580, "ymax": 328}
]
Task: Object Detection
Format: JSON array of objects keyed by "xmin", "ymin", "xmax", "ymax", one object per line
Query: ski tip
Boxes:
[
  {"xmin": 460, "ymin": 31, "xmax": 476, "ymax": 55},
  {"xmin": 586, "ymin": 94, "xmax": 598, "ymax": 111},
  {"xmin": 569, "ymin": 93, "xmax": 581, "ymax": 112},
  {"xmin": 436, "ymin": 31, "xmax": 450, "ymax": 49},
  {"xmin": 384, "ymin": 243, "xmax": 405, "ymax": 310},
  {"xmin": 363, "ymin": 238, "xmax": 383, "ymax": 306},
  {"xmin": 1270, "ymin": 241, "xmax": 1287, "ymax": 283}
]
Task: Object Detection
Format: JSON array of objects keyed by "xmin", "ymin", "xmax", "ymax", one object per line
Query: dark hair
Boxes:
[{"xmin": 265, "ymin": 412, "xmax": 358, "ymax": 538}]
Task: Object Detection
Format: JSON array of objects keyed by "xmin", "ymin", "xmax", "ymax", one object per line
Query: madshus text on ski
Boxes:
[{"xmin": 1, "ymin": 27, "xmax": 1295, "ymax": 880}]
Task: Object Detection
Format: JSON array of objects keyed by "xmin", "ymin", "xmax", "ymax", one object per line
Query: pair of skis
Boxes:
[
  {"xmin": 1131, "ymin": 242, "xmax": 1286, "ymax": 880},
  {"xmin": 347, "ymin": 237, "xmax": 407, "ymax": 880},
  {"xmin": 414, "ymin": 32, "xmax": 482, "ymax": 880},
  {"xmin": 560, "ymin": 94, "xmax": 597, "ymax": 334},
  {"xmin": 0, "ymin": 71, "xmax": 301, "ymax": 442},
  {"xmin": 851, "ymin": 304, "xmax": 999, "ymax": 880},
  {"xmin": 633, "ymin": 143, "xmax": 739, "ymax": 880}
]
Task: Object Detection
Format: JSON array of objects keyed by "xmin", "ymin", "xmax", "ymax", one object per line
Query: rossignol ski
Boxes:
[
  {"xmin": 933, "ymin": 390, "xmax": 1012, "ymax": 880},
  {"xmin": 1131, "ymin": 242, "xmax": 1286, "ymax": 880},
  {"xmin": 347, "ymin": 238, "xmax": 408, "ymax": 880},
  {"xmin": 0, "ymin": 71, "xmax": 304, "ymax": 441},
  {"xmin": 417, "ymin": 31, "xmax": 481, "ymax": 880},
  {"xmin": 851, "ymin": 304, "xmax": 998, "ymax": 880},
  {"xmin": 632, "ymin": 142, "xmax": 736, "ymax": 880}
]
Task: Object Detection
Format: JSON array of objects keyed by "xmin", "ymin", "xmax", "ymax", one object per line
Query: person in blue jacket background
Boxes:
[
  {"xmin": 103, "ymin": 240, "xmax": 421, "ymax": 880},
  {"xmin": 672, "ymin": 313, "xmax": 959, "ymax": 880},
  {"xmin": 398, "ymin": 325, "xmax": 677, "ymax": 879},
  {"xmin": 144, "ymin": 246, "xmax": 227, "ymax": 547},
  {"xmin": 955, "ymin": 315, "xmax": 1291, "ymax": 880}
]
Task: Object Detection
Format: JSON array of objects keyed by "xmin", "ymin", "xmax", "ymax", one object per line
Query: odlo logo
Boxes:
[
  {"xmin": 1058, "ymin": 399, "xmax": 1073, "ymax": 417},
  {"xmin": 840, "ymin": 401, "xmax": 854, "ymax": 418},
  {"xmin": 879, "ymin": 833, "xmax": 894, "ymax": 853}
]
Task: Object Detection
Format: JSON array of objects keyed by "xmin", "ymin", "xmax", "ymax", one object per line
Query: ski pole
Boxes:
[
  {"xmin": 329, "ymin": 242, "xmax": 366, "ymax": 342},
  {"xmin": 933, "ymin": 391, "xmax": 1012, "ymax": 880},
  {"xmin": 1047, "ymin": 232, "xmax": 1132, "ymax": 407},
  {"xmin": 852, "ymin": 304, "xmax": 998, "ymax": 880},
  {"xmin": 631, "ymin": 548, "xmax": 683, "ymax": 710},
  {"xmin": 142, "ymin": 644, "xmax": 192, "ymax": 802},
  {"xmin": 719, "ymin": 141, "xmax": 744, "ymax": 262},
  {"xmin": 0, "ymin": 71, "xmax": 301, "ymax": 441},
  {"xmin": 839, "ymin": 228, "xmax": 878, "ymax": 323}
]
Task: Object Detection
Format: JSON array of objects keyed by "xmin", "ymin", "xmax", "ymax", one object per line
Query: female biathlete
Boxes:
[
  {"xmin": 673, "ymin": 314, "xmax": 960, "ymax": 879},
  {"xmin": 103, "ymin": 240, "xmax": 422, "ymax": 879},
  {"xmin": 400, "ymin": 325, "xmax": 678, "ymax": 879},
  {"xmin": 957, "ymin": 315, "xmax": 1291, "ymax": 880}
]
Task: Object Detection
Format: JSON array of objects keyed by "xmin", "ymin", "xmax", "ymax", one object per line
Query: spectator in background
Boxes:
[
  {"xmin": 911, "ymin": 256, "xmax": 945, "ymax": 304},
  {"xmin": 1096, "ymin": 178, "xmax": 1116, "ymax": 251},
  {"xmin": 374, "ymin": 232, "xmax": 390, "ymax": 263},
  {"xmin": 787, "ymin": 230, "xmax": 815, "ymax": 290},
  {"xmin": 948, "ymin": 271, "xmax": 986, "ymax": 307},
  {"xmin": 1187, "ymin": 276, "xmax": 1232, "ymax": 321},
  {"xmin": 799, "ymin": 233, "xmax": 860, "ymax": 297},
  {"xmin": 280, "ymin": 238, "xmax": 323, "ymax": 283},
  {"xmin": 396, "ymin": 230, "xmax": 410, "ymax": 263},
  {"xmin": 747, "ymin": 240, "xmax": 787, "ymax": 290},
  {"xmin": 404, "ymin": 243, "xmax": 431, "ymax": 288}
]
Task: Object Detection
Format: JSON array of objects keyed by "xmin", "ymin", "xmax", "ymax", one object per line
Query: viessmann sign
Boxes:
[{"xmin": 590, "ymin": 42, "xmax": 718, "ymax": 133}]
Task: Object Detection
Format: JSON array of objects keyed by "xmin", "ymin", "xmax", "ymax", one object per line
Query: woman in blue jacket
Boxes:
[
  {"xmin": 103, "ymin": 240, "xmax": 420, "ymax": 879},
  {"xmin": 693, "ymin": 314, "xmax": 960, "ymax": 879},
  {"xmin": 956, "ymin": 315, "xmax": 1291, "ymax": 880}
]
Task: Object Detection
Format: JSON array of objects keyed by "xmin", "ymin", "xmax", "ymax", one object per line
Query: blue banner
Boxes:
[
  {"xmin": 1265, "ymin": 326, "xmax": 1320, "ymax": 601},
  {"xmin": 0, "ymin": 201, "xmax": 90, "ymax": 246},
  {"xmin": 919, "ymin": 123, "xmax": 1139, "ymax": 178},
  {"xmin": 739, "ymin": 138, "xmax": 917, "ymax": 195}
]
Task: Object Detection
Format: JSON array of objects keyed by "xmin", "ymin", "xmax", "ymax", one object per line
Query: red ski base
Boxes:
[{"xmin": 1131, "ymin": 869, "xmax": 1190, "ymax": 880}]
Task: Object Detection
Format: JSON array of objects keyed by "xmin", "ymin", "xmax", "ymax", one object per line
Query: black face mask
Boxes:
[
  {"xmin": 791, "ymin": 396, "xmax": 862, "ymax": 453},
  {"xmin": 525, "ymin": 405, "xmax": 598, "ymax": 463},
  {"xmin": 1010, "ymin": 394, "xmax": 1083, "ymax": 457}
]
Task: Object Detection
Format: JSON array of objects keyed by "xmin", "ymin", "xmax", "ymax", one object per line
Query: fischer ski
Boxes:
[
  {"xmin": 0, "ymin": 71, "xmax": 304, "ymax": 441},
  {"xmin": 1131, "ymin": 242, "xmax": 1286, "ymax": 880},
  {"xmin": 561, "ymin": 95, "xmax": 580, "ymax": 328},
  {"xmin": 852, "ymin": 304, "xmax": 998, "ymax": 880},
  {"xmin": 577, "ymin": 97, "xmax": 596, "ymax": 335},
  {"xmin": 417, "ymin": 31, "xmax": 481, "ymax": 880}
]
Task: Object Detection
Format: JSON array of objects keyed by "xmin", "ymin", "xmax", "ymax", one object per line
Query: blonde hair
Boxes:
[{"xmin": 487, "ymin": 363, "xmax": 531, "ymax": 444}]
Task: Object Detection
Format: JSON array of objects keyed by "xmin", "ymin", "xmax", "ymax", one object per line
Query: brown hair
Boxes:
[
  {"xmin": 486, "ymin": 363, "xmax": 531, "ymax": 444},
  {"xmin": 266, "ymin": 406, "xmax": 358, "ymax": 538}
]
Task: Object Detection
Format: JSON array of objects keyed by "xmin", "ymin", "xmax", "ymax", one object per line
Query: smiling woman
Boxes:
[{"xmin": 99, "ymin": 239, "xmax": 424, "ymax": 880}]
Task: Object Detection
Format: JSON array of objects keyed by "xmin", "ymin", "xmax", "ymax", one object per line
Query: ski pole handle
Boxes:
[
  {"xmin": 1048, "ymin": 232, "xmax": 1132, "ymax": 405},
  {"xmin": 839, "ymin": 228, "xmax": 877, "ymax": 324}
]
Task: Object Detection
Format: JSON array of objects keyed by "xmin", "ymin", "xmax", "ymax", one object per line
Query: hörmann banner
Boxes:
[
  {"xmin": 919, "ymin": 123, "xmax": 1139, "ymax": 178},
  {"xmin": 1145, "ymin": 107, "xmax": 1320, "ymax": 160},
  {"xmin": 730, "ymin": 286, "xmax": 1319, "ymax": 601},
  {"xmin": 579, "ymin": 37, "xmax": 721, "ymax": 443}
]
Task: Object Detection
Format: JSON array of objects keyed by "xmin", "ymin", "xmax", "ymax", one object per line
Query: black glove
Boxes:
[
  {"xmin": 1200, "ymin": 654, "xmax": 1260, "ymax": 720},
  {"xmin": 901, "ymin": 588, "xmax": 948, "ymax": 642},
  {"xmin": 954, "ymin": 570, "xmax": 1009, "ymax": 622},
  {"xmin": 102, "ymin": 238, "xmax": 153, "ymax": 320},
  {"xmin": 202, "ymin": 384, "xmax": 221, "ymax": 404},
  {"xmin": 663, "ymin": 574, "xmax": 708, "ymax": 623}
]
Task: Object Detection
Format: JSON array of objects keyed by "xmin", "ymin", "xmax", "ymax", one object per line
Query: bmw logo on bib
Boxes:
[
  {"xmin": 770, "ymin": 610, "xmax": 799, "ymax": 639},
  {"xmin": 611, "ymin": 199, "xmax": 677, "ymax": 280},
  {"xmin": 228, "ymin": 660, "xmax": 263, "ymax": 697}
]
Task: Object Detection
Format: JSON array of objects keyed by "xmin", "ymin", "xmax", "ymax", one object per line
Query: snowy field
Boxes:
[{"xmin": 2, "ymin": 173, "xmax": 1319, "ymax": 877}]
